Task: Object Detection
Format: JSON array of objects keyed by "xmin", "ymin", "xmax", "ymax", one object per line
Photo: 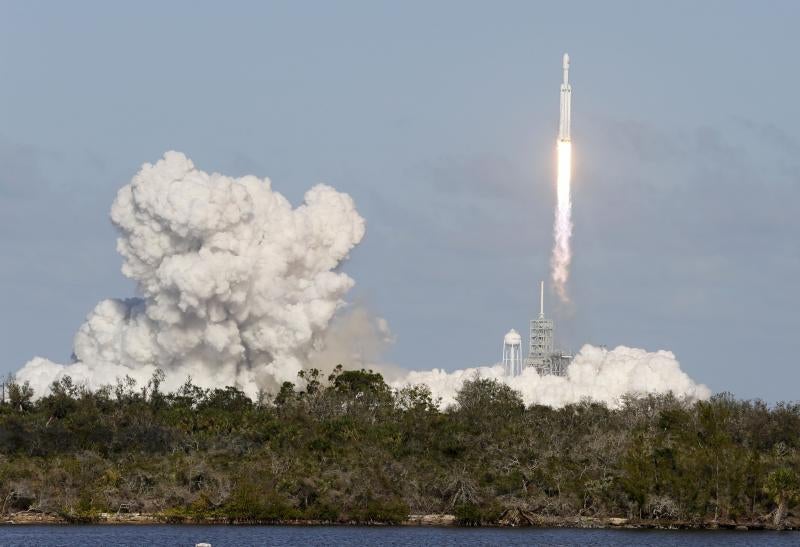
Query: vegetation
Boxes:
[{"xmin": 0, "ymin": 366, "xmax": 798, "ymax": 528}]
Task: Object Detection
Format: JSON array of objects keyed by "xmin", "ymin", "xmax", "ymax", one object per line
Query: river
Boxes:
[{"xmin": 0, "ymin": 525, "xmax": 797, "ymax": 546}]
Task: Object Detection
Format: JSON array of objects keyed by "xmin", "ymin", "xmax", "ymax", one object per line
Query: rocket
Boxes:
[{"xmin": 559, "ymin": 53, "xmax": 571, "ymax": 142}]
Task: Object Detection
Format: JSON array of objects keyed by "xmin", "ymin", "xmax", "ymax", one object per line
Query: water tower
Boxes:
[{"xmin": 503, "ymin": 329, "xmax": 523, "ymax": 376}]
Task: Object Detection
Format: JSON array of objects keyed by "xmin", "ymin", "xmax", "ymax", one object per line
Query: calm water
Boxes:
[{"xmin": 0, "ymin": 525, "xmax": 796, "ymax": 546}]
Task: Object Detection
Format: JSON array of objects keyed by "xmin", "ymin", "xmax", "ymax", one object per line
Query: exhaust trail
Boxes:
[
  {"xmin": 552, "ymin": 140, "xmax": 572, "ymax": 303},
  {"xmin": 551, "ymin": 53, "xmax": 573, "ymax": 303}
]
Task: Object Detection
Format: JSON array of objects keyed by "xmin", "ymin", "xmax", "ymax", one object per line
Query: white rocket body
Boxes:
[{"xmin": 559, "ymin": 53, "xmax": 571, "ymax": 142}]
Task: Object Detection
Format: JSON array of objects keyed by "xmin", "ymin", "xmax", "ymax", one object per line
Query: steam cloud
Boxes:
[
  {"xmin": 17, "ymin": 152, "xmax": 365, "ymax": 396},
  {"xmin": 394, "ymin": 344, "xmax": 711, "ymax": 409},
  {"xmin": 15, "ymin": 151, "xmax": 710, "ymax": 409}
]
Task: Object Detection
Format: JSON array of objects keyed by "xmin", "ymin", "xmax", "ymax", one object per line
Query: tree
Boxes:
[
  {"xmin": 274, "ymin": 382, "xmax": 296, "ymax": 408},
  {"xmin": 454, "ymin": 378, "xmax": 523, "ymax": 422},
  {"xmin": 331, "ymin": 369, "xmax": 393, "ymax": 421},
  {"xmin": 7, "ymin": 380, "xmax": 34, "ymax": 412},
  {"xmin": 41, "ymin": 376, "xmax": 80, "ymax": 420},
  {"xmin": 764, "ymin": 467, "xmax": 798, "ymax": 528},
  {"xmin": 395, "ymin": 384, "xmax": 439, "ymax": 415},
  {"xmin": 332, "ymin": 369, "xmax": 389, "ymax": 397},
  {"xmin": 0, "ymin": 365, "xmax": 798, "ymax": 526}
]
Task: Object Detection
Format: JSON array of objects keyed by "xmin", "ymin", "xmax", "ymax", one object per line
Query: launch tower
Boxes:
[{"xmin": 526, "ymin": 281, "xmax": 572, "ymax": 376}]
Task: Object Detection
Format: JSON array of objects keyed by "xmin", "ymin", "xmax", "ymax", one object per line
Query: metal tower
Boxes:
[
  {"xmin": 527, "ymin": 281, "xmax": 554, "ymax": 373},
  {"xmin": 526, "ymin": 281, "xmax": 571, "ymax": 376},
  {"xmin": 502, "ymin": 329, "xmax": 523, "ymax": 377}
]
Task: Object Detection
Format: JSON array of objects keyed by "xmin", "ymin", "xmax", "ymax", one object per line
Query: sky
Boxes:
[{"xmin": 1, "ymin": 0, "xmax": 798, "ymax": 401}]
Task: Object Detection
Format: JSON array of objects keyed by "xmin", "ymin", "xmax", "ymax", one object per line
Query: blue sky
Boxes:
[{"xmin": 1, "ymin": 1, "xmax": 798, "ymax": 400}]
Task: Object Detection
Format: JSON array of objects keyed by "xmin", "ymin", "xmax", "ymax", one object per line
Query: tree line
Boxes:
[{"xmin": 0, "ymin": 366, "xmax": 797, "ymax": 528}]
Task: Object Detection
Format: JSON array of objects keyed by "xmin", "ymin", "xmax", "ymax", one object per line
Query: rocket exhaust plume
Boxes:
[
  {"xmin": 552, "ymin": 140, "xmax": 572, "ymax": 302},
  {"xmin": 551, "ymin": 53, "xmax": 573, "ymax": 303}
]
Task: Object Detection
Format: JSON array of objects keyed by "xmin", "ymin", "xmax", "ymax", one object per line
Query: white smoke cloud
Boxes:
[
  {"xmin": 393, "ymin": 344, "xmax": 711, "ymax": 409},
  {"xmin": 14, "ymin": 151, "xmax": 710, "ymax": 410},
  {"xmin": 16, "ymin": 151, "xmax": 365, "ymax": 397}
]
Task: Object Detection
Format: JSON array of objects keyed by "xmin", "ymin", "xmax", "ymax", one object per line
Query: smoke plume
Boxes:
[
  {"xmin": 15, "ymin": 151, "xmax": 710, "ymax": 410},
  {"xmin": 17, "ymin": 152, "xmax": 365, "ymax": 396},
  {"xmin": 551, "ymin": 141, "xmax": 573, "ymax": 303},
  {"xmin": 393, "ymin": 344, "xmax": 710, "ymax": 409}
]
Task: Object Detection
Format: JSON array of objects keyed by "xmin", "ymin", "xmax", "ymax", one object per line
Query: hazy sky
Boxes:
[{"xmin": 1, "ymin": 1, "xmax": 798, "ymax": 401}]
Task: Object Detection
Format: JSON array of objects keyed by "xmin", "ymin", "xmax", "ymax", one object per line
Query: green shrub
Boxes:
[
  {"xmin": 454, "ymin": 502, "xmax": 482, "ymax": 526},
  {"xmin": 353, "ymin": 497, "xmax": 409, "ymax": 524}
]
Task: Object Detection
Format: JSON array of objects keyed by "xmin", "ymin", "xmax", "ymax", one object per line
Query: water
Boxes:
[{"xmin": 0, "ymin": 525, "xmax": 795, "ymax": 546}]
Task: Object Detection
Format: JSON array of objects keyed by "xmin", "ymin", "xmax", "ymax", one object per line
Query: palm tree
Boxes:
[{"xmin": 764, "ymin": 468, "xmax": 798, "ymax": 528}]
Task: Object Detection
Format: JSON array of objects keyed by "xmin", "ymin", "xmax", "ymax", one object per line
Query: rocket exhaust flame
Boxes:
[{"xmin": 551, "ymin": 53, "xmax": 573, "ymax": 303}]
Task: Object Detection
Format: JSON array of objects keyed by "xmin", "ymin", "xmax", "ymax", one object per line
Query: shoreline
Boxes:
[{"xmin": 1, "ymin": 511, "xmax": 794, "ymax": 531}]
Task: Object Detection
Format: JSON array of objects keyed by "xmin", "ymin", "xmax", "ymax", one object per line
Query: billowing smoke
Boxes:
[
  {"xmin": 551, "ymin": 140, "xmax": 573, "ymax": 303},
  {"xmin": 16, "ymin": 151, "xmax": 365, "ymax": 397},
  {"xmin": 393, "ymin": 344, "xmax": 710, "ymax": 409},
  {"xmin": 14, "ymin": 151, "xmax": 710, "ymax": 410}
]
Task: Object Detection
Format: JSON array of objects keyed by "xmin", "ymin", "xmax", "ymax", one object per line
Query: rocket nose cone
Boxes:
[{"xmin": 563, "ymin": 53, "xmax": 569, "ymax": 68}]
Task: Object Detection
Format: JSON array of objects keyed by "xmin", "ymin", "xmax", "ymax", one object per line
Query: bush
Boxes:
[
  {"xmin": 454, "ymin": 502, "xmax": 482, "ymax": 526},
  {"xmin": 353, "ymin": 497, "xmax": 409, "ymax": 524}
]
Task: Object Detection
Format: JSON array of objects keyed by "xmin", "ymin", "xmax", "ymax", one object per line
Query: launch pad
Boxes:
[
  {"xmin": 525, "ymin": 281, "xmax": 572, "ymax": 376},
  {"xmin": 502, "ymin": 281, "xmax": 573, "ymax": 377}
]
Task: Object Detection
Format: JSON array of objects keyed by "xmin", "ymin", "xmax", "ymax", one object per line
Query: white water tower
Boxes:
[{"xmin": 503, "ymin": 329, "xmax": 523, "ymax": 377}]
